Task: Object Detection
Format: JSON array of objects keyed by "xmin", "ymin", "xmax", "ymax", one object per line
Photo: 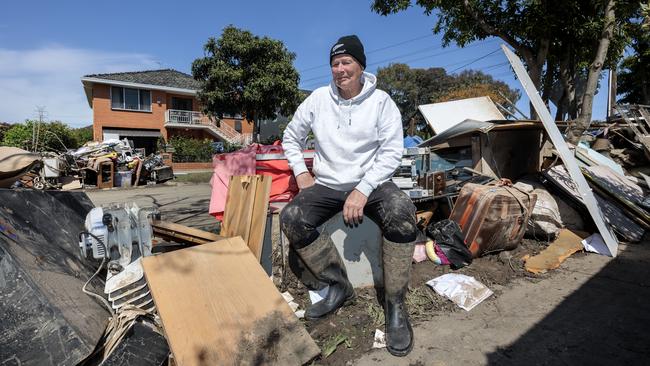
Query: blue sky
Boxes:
[{"xmin": 0, "ymin": 0, "xmax": 608, "ymax": 127}]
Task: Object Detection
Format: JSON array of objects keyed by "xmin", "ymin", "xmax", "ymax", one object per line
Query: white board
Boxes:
[
  {"xmin": 501, "ymin": 44, "xmax": 618, "ymax": 257},
  {"xmin": 418, "ymin": 96, "xmax": 505, "ymax": 134}
]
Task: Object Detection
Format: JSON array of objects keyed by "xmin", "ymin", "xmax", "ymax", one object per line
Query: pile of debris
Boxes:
[
  {"xmin": 0, "ymin": 138, "xmax": 173, "ymax": 190},
  {"xmin": 3, "ymin": 48, "xmax": 650, "ymax": 365}
]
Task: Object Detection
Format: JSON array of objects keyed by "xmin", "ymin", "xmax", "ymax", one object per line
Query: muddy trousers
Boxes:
[
  {"xmin": 280, "ymin": 182, "xmax": 418, "ymax": 249},
  {"xmin": 280, "ymin": 182, "xmax": 417, "ymax": 341}
]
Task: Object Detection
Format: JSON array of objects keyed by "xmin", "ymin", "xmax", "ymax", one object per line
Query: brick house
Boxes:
[{"xmin": 81, "ymin": 69, "xmax": 254, "ymax": 155}]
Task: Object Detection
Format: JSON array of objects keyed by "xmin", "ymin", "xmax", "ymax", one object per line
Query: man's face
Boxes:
[{"xmin": 331, "ymin": 55, "xmax": 363, "ymax": 90}]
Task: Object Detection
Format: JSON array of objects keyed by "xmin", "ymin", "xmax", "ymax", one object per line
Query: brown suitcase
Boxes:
[{"xmin": 449, "ymin": 181, "xmax": 537, "ymax": 258}]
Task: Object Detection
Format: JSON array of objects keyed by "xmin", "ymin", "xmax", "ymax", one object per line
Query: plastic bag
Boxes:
[{"xmin": 425, "ymin": 219, "xmax": 473, "ymax": 269}]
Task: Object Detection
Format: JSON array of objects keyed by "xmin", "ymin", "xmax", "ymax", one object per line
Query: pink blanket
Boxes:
[{"xmin": 208, "ymin": 145, "xmax": 257, "ymax": 220}]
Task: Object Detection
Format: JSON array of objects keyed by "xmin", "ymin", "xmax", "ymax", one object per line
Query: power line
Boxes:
[
  {"xmin": 301, "ymin": 42, "xmax": 501, "ymax": 89},
  {"xmin": 448, "ymin": 49, "xmax": 501, "ymax": 73},
  {"xmin": 298, "ymin": 33, "xmax": 435, "ymax": 73}
]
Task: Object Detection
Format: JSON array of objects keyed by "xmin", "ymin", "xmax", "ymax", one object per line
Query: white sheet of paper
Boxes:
[
  {"xmin": 372, "ymin": 329, "xmax": 386, "ymax": 349},
  {"xmin": 582, "ymin": 233, "xmax": 610, "ymax": 255}
]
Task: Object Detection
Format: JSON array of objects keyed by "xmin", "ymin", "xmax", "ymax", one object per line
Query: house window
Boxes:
[
  {"xmin": 111, "ymin": 86, "xmax": 151, "ymax": 112},
  {"xmin": 171, "ymin": 97, "xmax": 193, "ymax": 111},
  {"xmin": 234, "ymin": 120, "xmax": 242, "ymax": 133}
]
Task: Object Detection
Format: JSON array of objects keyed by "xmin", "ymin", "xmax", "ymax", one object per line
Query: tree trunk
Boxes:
[
  {"xmin": 568, "ymin": 0, "xmax": 616, "ymax": 143},
  {"xmin": 558, "ymin": 45, "xmax": 577, "ymax": 120}
]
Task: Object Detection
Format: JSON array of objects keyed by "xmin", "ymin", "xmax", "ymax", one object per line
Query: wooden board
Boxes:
[
  {"xmin": 544, "ymin": 165, "xmax": 645, "ymax": 242},
  {"xmin": 142, "ymin": 237, "xmax": 320, "ymax": 366},
  {"xmin": 221, "ymin": 175, "xmax": 272, "ymax": 260},
  {"xmin": 525, "ymin": 229, "xmax": 588, "ymax": 274},
  {"xmin": 151, "ymin": 220, "xmax": 225, "ymax": 245},
  {"xmin": 503, "ymin": 45, "xmax": 619, "ymax": 257}
]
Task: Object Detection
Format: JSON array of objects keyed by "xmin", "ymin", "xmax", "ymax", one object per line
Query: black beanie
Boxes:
[{"xmin": 330, "ymin": 35, "xmax": 366, "ymax": 69}]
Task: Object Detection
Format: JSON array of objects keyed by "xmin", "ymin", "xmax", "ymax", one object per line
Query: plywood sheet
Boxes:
[
  {"xmin": 222, "ymin": 175, "xmax": 272, "ymax": 260},
  {"xmin": 525, "ymin": 229, "xmax": 587, "ymax": 274},
  {"xmin": 142, "ymin": 237, "xmax": 320, "ymax": 366}
]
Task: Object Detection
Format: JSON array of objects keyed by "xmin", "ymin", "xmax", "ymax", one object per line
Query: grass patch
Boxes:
[{"xmin": 173, "ymin": 172, "xmax": 212, "ymax": 184}]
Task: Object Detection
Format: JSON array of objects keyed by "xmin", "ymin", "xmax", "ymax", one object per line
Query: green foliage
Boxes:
[
  {"xmin": 377, "ymin": 63, "xmax": 520, "ymax": 136},
  {"xmin": 617, "ymin": 2, "xmax": 650, "ymax": 104},
  {"xmin": 0, "ymin": 123, "xmax": 11, "ymax": 142},
  {"xmin": 223, "ymin": 140, "xmax": 243, "ymax": 153},
  {"xmin": 168, "ymin": 136, "xmax": 215, "ymax": 162},
  {"xmin": 1, "ymin": 120, "xmax": 88, "ymax": 151},
  {"xmin": 372, "ymin": 0, "xmax": 641, "ymax": 123},
  {"xmin": 192, "ymin": 26, "xmax": 302, "ymax": 140},
  {"xmin": 71, "ymin": 126, "xmax": 94, "ymax": 147}
]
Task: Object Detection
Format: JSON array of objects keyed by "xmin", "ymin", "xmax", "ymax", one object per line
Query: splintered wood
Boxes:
[
  {"xmin": 524, "ymin": 229, "xmax": 587, "ymax": 274},
  {"xmin": 221, "ymin": 175, "xmax": 272, "ymax": 260},
  {"xmin": 142, "ymin": 237, "xmax": 320, "ymax": 366}
]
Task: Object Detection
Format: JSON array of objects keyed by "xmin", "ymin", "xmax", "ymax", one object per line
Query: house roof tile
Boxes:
[{"xmin": 84, "ymin": 69, "xmax": 201, "ymax": 90}]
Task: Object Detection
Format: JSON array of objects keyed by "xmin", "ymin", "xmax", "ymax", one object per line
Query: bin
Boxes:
[{"xmin": 116, "ymin": 170, "xmax": 132, "ymax": 188}]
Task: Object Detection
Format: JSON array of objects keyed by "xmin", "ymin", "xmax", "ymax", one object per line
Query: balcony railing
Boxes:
[
  {"xmin": 165, "ymin": 109, "xmax": 248, "ymax": 144},
  {"xmin": 165, "ymin": 109, "xmax": 206, "ymax": 124}
]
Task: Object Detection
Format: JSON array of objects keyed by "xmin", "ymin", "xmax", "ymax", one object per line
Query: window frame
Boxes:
[{"xmin": 110, "ymin": 86, "xmax": 152, "ymax": 112}]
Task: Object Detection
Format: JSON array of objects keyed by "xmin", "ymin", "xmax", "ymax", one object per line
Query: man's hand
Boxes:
[
  {"xmin": 295, "ymin": 172, "xmax": 315, "ymax": 190},
  {"xmin": 343, "ymin": 189, "xmax": 368, "ymax": 226}
]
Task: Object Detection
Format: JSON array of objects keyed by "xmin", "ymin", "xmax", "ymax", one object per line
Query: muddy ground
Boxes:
[
  {"xmin": 271, "ymin": 225, "xmax": 550, "ymax": 365},
  {"xmin": 88, "ymin": 184, "xmax": 650, "ymax": 365}
]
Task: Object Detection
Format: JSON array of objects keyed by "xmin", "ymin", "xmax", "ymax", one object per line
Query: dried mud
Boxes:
[{"xmin": 271, "ymin": 215, "xmax": 552, "ymax": 365}]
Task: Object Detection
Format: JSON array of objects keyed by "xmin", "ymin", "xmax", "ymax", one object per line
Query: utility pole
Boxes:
[{"xmin": 34, "ymin": 106, "xmax": 47, "ymax": 152}]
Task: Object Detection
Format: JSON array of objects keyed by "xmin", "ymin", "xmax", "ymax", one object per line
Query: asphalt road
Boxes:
[{"xmin": 85, "ymin": 182, "xmax": 218, "ymax": 231}]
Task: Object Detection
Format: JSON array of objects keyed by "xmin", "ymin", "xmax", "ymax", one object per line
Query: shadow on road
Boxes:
[{"xmin": 486, "ymin": 243, "xmax": 650, "ymax": 365}]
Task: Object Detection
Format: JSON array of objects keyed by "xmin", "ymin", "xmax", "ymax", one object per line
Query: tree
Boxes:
[
  {"xmin": 2, "ymin": 120, "xmax": 84, "ymax": 152},
  {"xmin": 192, "ymin": 26, "xmax": 302, "ymax": 142},
  {"xmin": 618, "ymin": 1, "xmax": 650, "ymax": 104},
  {"xmin": 71, "ymin": 126, "xmax": 94, "ymax": 148},
  {"xmin": 376, "ymin": 64, "xmax": 453, "ymax": 127},
  {"xmin": 372, "ymin": 0, "xmax": 640, "ymax": 142},
  {"xmin": 0, "ymin": 122, "xmax": 11, "ymax": 142},
  {"xmin": 376, "ymin": 64, "xmax": 519, "ymax": 136}
]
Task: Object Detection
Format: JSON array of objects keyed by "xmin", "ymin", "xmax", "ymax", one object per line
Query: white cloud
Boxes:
[{"xmin": 0, "ymin": 46, "xmax": 160, "ymax": 127}]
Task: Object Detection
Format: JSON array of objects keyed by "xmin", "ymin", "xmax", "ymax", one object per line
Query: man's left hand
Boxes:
[{"xmin": 343, "ymin": 189, "xmax": 368, "ymax": 226}]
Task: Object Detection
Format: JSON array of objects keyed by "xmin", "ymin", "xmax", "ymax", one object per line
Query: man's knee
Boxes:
[
  {"xmin": 382, "ymin": 188, "xmax": 417, "ymax": 243},
  {"xmin": 280, "ymin": 203, "xmax": 318, "ymax": 248}
]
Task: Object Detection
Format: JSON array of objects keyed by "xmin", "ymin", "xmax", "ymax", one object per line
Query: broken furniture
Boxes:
[
  {"xmin": 613, "ymin": 104, "xmax": 650, "ymax": 158},
  {"xmin": 142, "ymin": 237, "xmax": 320, "ymax": 366},
  {"xmin": 97, "ymin": 161, "xmax": 114, "ymax": 189}
]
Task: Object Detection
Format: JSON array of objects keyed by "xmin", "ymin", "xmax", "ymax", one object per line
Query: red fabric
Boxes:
[{"xmin": 208, "ymin": 143, "xmax": 313, "ymax": 220}]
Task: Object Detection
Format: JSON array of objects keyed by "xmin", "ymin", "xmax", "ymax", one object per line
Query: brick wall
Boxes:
[
  {"xmin": 92, "ymin": 84, "xmax": 169, "ymax": 141},
  {"xmin": 172, "ymin": 162, "xmax": 214, "ymax": 171}
]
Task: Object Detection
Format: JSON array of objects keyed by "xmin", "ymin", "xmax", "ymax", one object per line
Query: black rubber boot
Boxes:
[
  {"xmin": 383, "ymin": 238, "xmax": 415, "ymax": 357},
  {"xmin": 295, "ymin": 234, "xmax": 355, "ymax": 320}
]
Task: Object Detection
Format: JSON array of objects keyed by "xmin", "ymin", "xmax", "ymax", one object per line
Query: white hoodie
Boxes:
[{"xmin": 282, "ymin": 71, "xmax": 403, "ymax": 197}]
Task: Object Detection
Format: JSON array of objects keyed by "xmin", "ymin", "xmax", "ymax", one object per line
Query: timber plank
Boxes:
[
  {"xmin": 221, "ymin": 176, "xmax": 257, "ymax": 245},
  {"xmin": 247, "ymin": 175, "xmax": 272, "ymax": 260},
  {"xmin": 142, "ymin": 237, "xmax": 320, "ymax": 366}
]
